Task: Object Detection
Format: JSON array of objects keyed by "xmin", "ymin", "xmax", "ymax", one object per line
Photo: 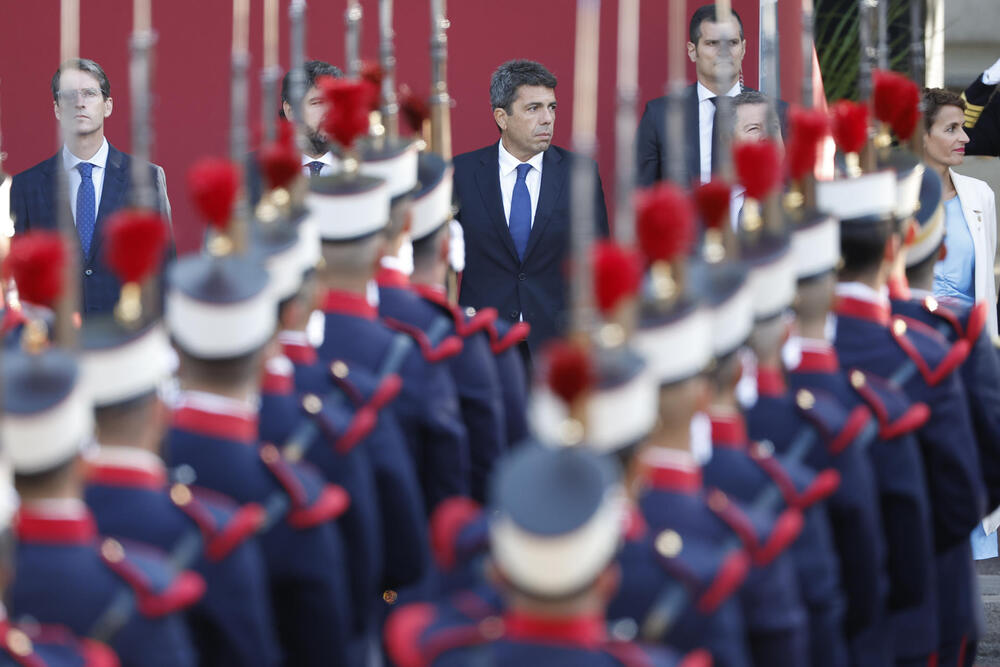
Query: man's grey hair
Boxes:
[
  {"xmin": 733, "ymin": 90, "xmax": 781, "ymax": 139},
  {"xmin": 489, "ymin": 60, "xmax": 557, "ymax": 115},
  {"xmin": 52, "ymin": 58, "xmax": 111, "ymax": 101}
]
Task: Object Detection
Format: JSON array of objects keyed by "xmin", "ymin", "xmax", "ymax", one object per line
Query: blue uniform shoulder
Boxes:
[{"xmin": 845, "ymin": 368, "xmax": 930, "ymax": 438}]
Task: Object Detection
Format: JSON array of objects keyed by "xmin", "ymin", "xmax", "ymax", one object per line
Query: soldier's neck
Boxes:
[
  {"xmin": 322, "ymin": 276, "xmax": 370, "ymax": 295},
  {"xmin": 95, "ymin": 427, "xmax": 162, "ymax": 456},
  {"xmin": 709, "ymin": 392, "xmax": 741, "ymax": 413},
  {"xmin": 646, "ymin": 421, "xmax": 696, "ymax": 454},
  {"xmin": 796, "ymin": 317, "xmax": 828, "ymax": 341},
  {"xmin": 17, "ymin": 477, "xmax": 84, "ymax": 504},
  {"xmin": 178, "ymin": 377, "xmax": 258, "ymax": 404},
  {"xmin": 409, "ymin": 264, "xmax": 447, "ymax": 291},
  {"xmin": 64, "ymin": 131, "xmax": 105, "ymax": 161},
  {"xmin": 507, "ymin": 589, "xmax": 605, "ymax": 620}
]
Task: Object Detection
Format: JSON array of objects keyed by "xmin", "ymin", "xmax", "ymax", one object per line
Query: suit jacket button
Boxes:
[
  {"xmin": 518, "ymin": 272, "xmax": 527, "ymax": 281},
  {"xmin": 508, "ymin": 310, "xmax": 519, "ymax": 321},
  {"xmin": 84, "ymin": 268, "xmax": 93, "ymax": 276}
]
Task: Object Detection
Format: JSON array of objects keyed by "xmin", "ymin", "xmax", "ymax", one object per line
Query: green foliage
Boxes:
[{"xmin": 815, "ymin": 0, "xmax": 915, "ymax": 103}]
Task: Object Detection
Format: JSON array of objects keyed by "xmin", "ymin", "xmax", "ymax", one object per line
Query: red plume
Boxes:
[
  {"xmin": 104, "ymin": 209, "xmax": 169, "ymax": 285},
  {"xmin": 873, "ymin": 70, "xmax": 921, "ymax": 140},
  {"xmin": 786, "ymin": 106, "xmax": 829, "ymax": 180},
  {"xmin": 398, "ymin": 84, "xmax": 430, "ymax": 135},
  {"xmin": 318, "ymin": 76, "xmax": 374, "ymax": 149},
  {"xmin": 187, "ymin": 158, "xmax": 240, "ymax": 230},
  {"xmin": 694, "ymin": 179, "xmax": 732, "ymax": 230},
  {"xmin": 258, "ymin": 121, "xmax": 302, "ymax": 191},
  {"xmin": 3, "ymin": 232, "xmax": 67, "ymax": 307},
  {"xmin": 360, "ymin": 61, "xmax": 385, "ymax": 112},
  {"xmin": 635, "ymin": 183, "xmax": 696, "ymax": 264},
  {"xmin": 544, "ymin": 340, "xmax": 594, "ymax": 405},
  {"xmin": 592, "ymin": 241, "xmax": 641, "ymax": 315},
  {"xmin": 733, "ymin": 139, "xmax": 782, "ymax": 200},
  {"xmin": 829, "ymin": 100, "xmax": 869, "ymax": 154}
]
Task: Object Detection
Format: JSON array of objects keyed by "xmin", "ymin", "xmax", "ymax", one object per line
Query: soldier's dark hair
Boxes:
[
  {"xmin": 689, "ymin": 5, "xmax": 744, "ymax": 44},
  {"xmin": 173, "ymin": 344, "xmax": 265, "ymax": 387},
  {"xmin": 490, "ymin": 60, "xmax": 557, "ymax": 117},
  {"xmin": 51, "ymin": 59, "xmax": 111, "ymax": 101},
  {"xmin": 838, "ymin": 217, "xmax": 896, "ymax": 281},
  {"xmin": 921, "ymin": 88, "xmax": 966, "ymax": 131},
  {"xmin": 279, "ymin": 60, "xmax": 344, "ymax": 117}
]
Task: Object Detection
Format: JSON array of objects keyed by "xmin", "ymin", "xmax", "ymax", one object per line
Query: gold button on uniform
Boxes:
[{"xmin": 655, "ymin": 529, "xmax": 683, "ymax": 558}]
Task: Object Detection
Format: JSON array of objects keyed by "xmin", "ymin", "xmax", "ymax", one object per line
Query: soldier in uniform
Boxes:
[{"xmin": 384, "ymin": 443, "xmax": 706, "ymax": 666}]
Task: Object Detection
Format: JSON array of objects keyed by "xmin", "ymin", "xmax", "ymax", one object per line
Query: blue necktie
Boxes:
[
  {"xmin": 76, "ymin": 162, "xmax": 96, "ymax": 257},
  {"xmin": 307, "ymin": 161, "xmax": 324, "ymax": 176},
  {"xmin": 509, "ymin": 163, "xmax": 532, "ymax": 261}
]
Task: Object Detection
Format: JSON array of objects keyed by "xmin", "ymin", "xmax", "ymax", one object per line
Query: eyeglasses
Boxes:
[{"xmin": 57, "ymin": 88, "xmax": 102, "ymax": 103}]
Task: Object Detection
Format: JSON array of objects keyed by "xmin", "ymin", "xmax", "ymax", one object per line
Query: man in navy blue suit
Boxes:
[
  {"xmin": 10, "ymin": 59, "xmax": 172, "ymax": 317},
  {"xmin": 452, "ymin": 59, "xmax": 609, "ymax": 359}
]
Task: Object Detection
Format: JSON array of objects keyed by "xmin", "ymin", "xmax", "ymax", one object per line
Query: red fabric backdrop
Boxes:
[{"xmin": 0, "ymin": 0, "xmax": 805, "ymax": 253}]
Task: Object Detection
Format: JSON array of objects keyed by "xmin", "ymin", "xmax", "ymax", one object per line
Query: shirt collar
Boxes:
[
  {"xmin": 708, "ymin": 408, "xmax": 749, "ymax": 448},
  {"xmin": 302, "ymin": 151, "xmax": 338, "ymax": 168},
  {"xmin": 503, "ymin": 611, "xmax": 607, "ymax": 649},
  {"xmin": 697, "ymin": 81, "xmax": 742, "ymax": 104},
  {"xmin": 62, "ymin": 137, "xmax": 109, "ymax": 172},
  {"xmin": 88, "ymin": 446, "xmax": 168, "ymax": 489},
  {"xmin": 171, "ymin": 391, "xmax": 260, "ymax": 443},
  {"xmin": 498, "ymin": 139, "xmax": 544, "ymax": 178},
  {"xmin": 638, "ymin": 447, "xmax": 703, "ymax": 493},
  {"xmin": 835, "ymin": 281, "xmax": 889, "ymax": 306}
]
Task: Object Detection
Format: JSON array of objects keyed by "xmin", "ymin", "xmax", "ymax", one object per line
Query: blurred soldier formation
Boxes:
[{"xmin": 2, "ymin": 1, "xmax": 1000, "ymax": 666}]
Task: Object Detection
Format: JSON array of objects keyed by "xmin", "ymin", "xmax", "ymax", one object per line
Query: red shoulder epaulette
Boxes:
[
  {"xmin": 755, "ymin": 508, "xmax": 804, "ymax": 567},
  {"xmin": 321, "ymin": 373, "xmax": 401, "ymax": 453},
  {"xmin": 487, "ymin": 320, "xmax": 531, "ymax": 355},
  {"xmin": 258, "ymin": 445, "xmax": 351, "ymax": 528},
  {"xmin": 382, "ymin": 316, "xmax": 464, "ymax": 363},
  {"xmin": 696, "ymin": 548, "xmax": 750, "ymax": 614},
  {"xmin": 0, "ymin": 622, "xmax": 121, "ymax": 667},
  {"xmin": 848, "ymin": 369, "xmax": 931, "ymax": 439},
  {"xmin": 430, "ymin": 497, "xmax": 482, "ymax": 571},
  {"xmin": 449, "ymin": 589, "xmax": 499, "ymax": 621},
  {"xmin": 0, "ymin": 621, "xmax": 44, "ymax": 667},
  {"xmin": 924, "ymin": 296, "xmax": 988, "ymax": 347},
  {"xmin": 749, "ymin": 444, "xmax": 841, "ymax": 510},
  {"xmin": 98, "ymin": 540, "xmax": 206, "ymax": 617},
  {"xmin": 384, "ymin": 603, "xmax": 490, "ymax": 667},
  {"xmin": 705, "ymin": 489, "xmax": 759, "ymax": 554},
  {"xmin": 827, "ymin": 404, "xmax": 872, "ymax": 455},
  {"xmin": 413, "ymin": 286, "xmax": 499, "ymax": 339},
  {"xmin": 679, "ymin": 649, "xmax": 715, "ymax": 667},
  {"xmin": 169, "ymin": 484, "xmax": 265, "ymax": 561},
  {"xmin": 80, "ymin": 638, "xmax": 120, "ymax": 667},
  {"xmin": 890, "ymin": 315, "xmax": 970, "ymax": 386}
]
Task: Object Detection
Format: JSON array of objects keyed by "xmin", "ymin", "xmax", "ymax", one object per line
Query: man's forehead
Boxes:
[
  {"xmin": 736, "ymin": 103, "xmax": 768, "ymax": 122},
  {"xmin": 698, "ymin": 18, "xmax": 741, "ymax": 41},
  {"xmin": 304, "ymin": 85, "xmax": 325, "ymax": 101},
  {"xmin": 514, "ymin": 85, "xmax": 556, "ymax": 105},
  {"xmin": 60, "ymin": 68, "xmax": 101, "ymax": 88}
]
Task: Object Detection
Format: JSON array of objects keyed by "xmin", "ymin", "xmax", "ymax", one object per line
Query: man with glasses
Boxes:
[{"xmin": 10, "ymin": 58, "xmax": 173, "ymax": 317}]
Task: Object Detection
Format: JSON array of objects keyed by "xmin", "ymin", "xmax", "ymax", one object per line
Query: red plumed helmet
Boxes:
[
  {"xmin": 544, "ymin": 339, "xmax": 594, "ymax": 405},
  {"xmin": 592, "ymin": 241, "xmax": 641, "ymax": 315},
  {"xmin": 694, "ymin": 179, "xmax": 732, "ymax": 230},
  {"xmin": 318, "ymin": 76, "xmax": 374, "ymax": 149},
  {"xmin": 258, "ymin": 121, "xmax": 301, "ymax": 191},
  {"xmin": 873, "ymin": 70, "xmax": 921, "ymax": 140},
  {"xmin": 104, "ymin": 209, "xmax": 169, "ymax": 285},
  {"xmin": 733, "ymin": 139, "xmax": 782, "ymax": 200},
  {"xmin": 635, "ymin": 183, "xmax": 696, "ymax": 264},
  {"xmin": 829, "ymin": 100, "xmax": 869, "ymax": 155},
  {"xmin": 3, "ymin": 231, "xmax": 67, "ymax": 307},
  {"xmin": 360, "ymin": 61, "xmax": 385, "ymax": 112},
  {"xmin": 188, "ymin": 158, "xmax": 240, "ymax": 230},
  {"xmin": 786, "ymin": 106, "xmax": 829, "ymax": 180},
  {"xmin": 398, "ymin": 84, "xmax": 430, "ymax": 135}
]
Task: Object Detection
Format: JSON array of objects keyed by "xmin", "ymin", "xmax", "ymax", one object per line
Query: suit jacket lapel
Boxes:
[
  {"xmin": 473, "ymin": 144, "xmax": 519, "ymax": 264},
  {"xmin": 39, "ymin": 153, "xmax": 73, "ymax": 231},
  {"xmin": 685, "ymin": 84, "xmax": 700, "ymax": 186},
  {"xmin": 89, "ymin": 145, "xmax": 128, "ymax": 265},
  {"xmin": 522, "ymin": 148, "xmax": 566, "ymax": 263}
]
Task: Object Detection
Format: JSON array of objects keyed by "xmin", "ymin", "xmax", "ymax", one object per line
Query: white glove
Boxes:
[
  {"xmin": 448, "ymin": 219, "xmax": 465, "ymax": 273},
  {"xmin": 983, "ymin": 56, "xmax": 1000, "ymax": 85}
]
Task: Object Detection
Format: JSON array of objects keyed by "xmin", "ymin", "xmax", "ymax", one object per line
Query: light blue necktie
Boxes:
[
  {"xmin": 509, "ymin": 163, "xmax": 532, "ymax": 261},
  {"xmin": 76, "ymin": 162, "xmax": 96, "ymax": 256}
]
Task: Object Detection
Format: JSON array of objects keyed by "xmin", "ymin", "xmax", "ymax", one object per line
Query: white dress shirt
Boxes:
[
  {"xmin": 730, "ymin": 185, "xmax": 745, "ymax": 232},
  {"xmin": 301, "ymin": 151, "xmax": 340, "ymax": 177},
  {"xmin": 697, "ymin": 81, "xmax": 742, "ymax": 184},
  {"xmin": 498, "ymin": 139, "xmax": 544, "ymax": 227},
  {"xmin": 62, "ymin": 137, "xmax": 109, "ymax": 225}
]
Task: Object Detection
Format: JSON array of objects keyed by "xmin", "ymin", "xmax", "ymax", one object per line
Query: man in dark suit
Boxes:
[
  {"xmin": 10, "ymin": 58, "xmax": 172, "ymax": 317},
  {"xmin": 637, "ymin": 5, "xmax": 787, "ymax": 187},
  {"xmin": 453, "ymin": 59, "xmax": 609, "ymax": 359}
]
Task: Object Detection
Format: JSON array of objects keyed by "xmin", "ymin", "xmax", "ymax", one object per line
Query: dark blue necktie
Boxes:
[
  {"xmin": 76, "ymin": 162, "xmax": 96, "ymax": 256},
  {"xmin": 307, "ymin": 161, "xmax": 324, "ymax": 176},
  {"xmin": 509, "ymin": 163, "xmax": 532, "ymax": 261}
]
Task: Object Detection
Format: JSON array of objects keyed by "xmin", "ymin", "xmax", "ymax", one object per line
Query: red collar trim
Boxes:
[
  {"xmin": 375, "ymin": 267, "xmax": 411, "ymax": 289},
  {"xmin": 835, "ymin": 296, "xmax": 891, "ymax": 326},
  {"xmin": 86, "ymin": 463, "xmax": 166, "ymax": 490},
  {"xmin": 15, "ymin": 508, "xmax": 97, "ymax": 544},
  {"xmin": 411, "ymin": 283, "xmax": 449, "ymax": 306},
  {"xmin": 756, "ymin": 366, "xmax": 787, "ymax": 397},
  {"xmin": 709, "ymin": 413, "xmax": 749, "ymax": 449},
  {"xmin": 281, "ymin": 340, "xmax": 317, "ymax": 366},
  {"xmin": 623, "ymin": 505, "xmax": 649, "ymax": 541},
  {"xmin": 796, "ymin": 345, "xmax": 840, "ymax": 373},
  {"xmin": 321, "ymin": 289, "xmax": 377, "ymax": 320},
  {"xmin": 503, "ymin": 612, "xmax": 607, "ymax": 649},
  {"xmin": 643, "ymin": 461, "xmax": 703, "ymax": 494},
  {"xmin": 171, "ymin": 405, "xmax": 258, "ymax": 444},
  {"xmin": 887, "ymin": 275, "xmax": 911, "ymax": 301}
]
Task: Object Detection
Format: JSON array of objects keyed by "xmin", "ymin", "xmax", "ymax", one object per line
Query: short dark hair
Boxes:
[
  {"xmin": 411, "ymin": 222, "xmax": 448, "ymax": 271},
  {"xmin": 51, "ymin": 59, "xmax": 111, "ymax": 102},
  {"xmin": 280, "ymin": 60, "xmax": 343, "ymax": 117},
  {"xmin": 490, "ymin": 60, "xmax": 557, "ymax": 115},
  {"xmin": 173, "ymin": 343, "xmax": 265, "ymax": 387},
  {"xmin": 689, "ymin": 5, "xmax": 744, "ymax": 44},
  {"xmin": 733, "ymin": 90, "xmax": 781, "ymax": 138},
  {"xmin": 921, "ymin": 88, "xmax": 965, "ymax": 132},
  {"xmin": 839, "ymin": 217, "xmax": 895, "ymax": 281}
]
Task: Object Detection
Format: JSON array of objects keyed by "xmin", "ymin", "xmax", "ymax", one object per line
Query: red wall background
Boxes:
[{"xmin": 1, "ymin": 0, "xmax": 804, "ymax": 253}]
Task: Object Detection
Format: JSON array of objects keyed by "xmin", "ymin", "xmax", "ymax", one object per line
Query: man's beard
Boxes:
[{"xmin": 305, "ymin": 127, "xmax": 329, "ymax": 156}]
